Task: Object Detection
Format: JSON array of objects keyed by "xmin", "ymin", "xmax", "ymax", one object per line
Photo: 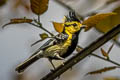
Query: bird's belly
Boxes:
[{"xmin": 43, "ymin": 45, "xmax": 68, "ymax": 57}]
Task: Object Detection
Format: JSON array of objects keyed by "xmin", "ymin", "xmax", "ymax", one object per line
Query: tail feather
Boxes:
[{"xmin": 16, "ymin": 51, "xmax": 43, "ymax": 73}]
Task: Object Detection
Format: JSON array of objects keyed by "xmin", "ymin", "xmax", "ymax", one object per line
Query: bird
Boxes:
[{"xmin": 15, "ymin": 11, "xmax": 85, "ymax": 73}]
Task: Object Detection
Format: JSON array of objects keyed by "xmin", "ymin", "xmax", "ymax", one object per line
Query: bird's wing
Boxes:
[
  {"xmin": 30, "ymin": 39, "xmax": 56, "ymax": 57},
  {"xmin": 30, "ymin": 33, "xmax": 68, "ymax": 57}
]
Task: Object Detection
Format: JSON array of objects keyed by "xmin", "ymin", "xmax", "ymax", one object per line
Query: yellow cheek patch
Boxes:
[
  {"xmin": 65, "ymin": 27, "xmax": 75, "ymax": 33},
  {"xmin": 65, "ymin": 22, "xmax": 82, "ymax": 33},
  {"xmin": 52, "ymin": 22, "xmax": 64, "ymax": 33}
]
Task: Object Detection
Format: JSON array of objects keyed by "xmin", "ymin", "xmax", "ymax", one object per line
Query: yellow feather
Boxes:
[{"xmin": 52, "ymin": 22, "xmax": 64, "ymax": 33}]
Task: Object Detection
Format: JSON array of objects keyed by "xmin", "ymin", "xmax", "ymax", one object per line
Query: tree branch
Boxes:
[
  {"xmin": 28, "ymin": 23, "xmax": 54, "ymax": 36},
  {"xmin": 91, "ymin": 54, "xmax": 120, "ymax": 66},
  {"xmin": 40, "ymin": 24, "xmax": 120, "ymax": 80},
  {"xmin": 77, "ymin": 46, "xmax": 120, "ymax": 66}
]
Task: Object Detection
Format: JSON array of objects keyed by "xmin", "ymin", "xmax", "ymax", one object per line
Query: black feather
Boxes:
[{"xmin": 65, "ymin": 11, "xmax": 80, "ymax": 22}]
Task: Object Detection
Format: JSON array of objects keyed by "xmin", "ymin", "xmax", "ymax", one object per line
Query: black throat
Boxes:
[{"xmin": 61, "ymin": 30, "xmax": 80, "ymax": 58}]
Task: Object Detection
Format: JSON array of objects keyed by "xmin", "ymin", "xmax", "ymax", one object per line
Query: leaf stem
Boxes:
[{"xmin": 91, "ymin": 54, "xmax": 120, "ymax": 66}]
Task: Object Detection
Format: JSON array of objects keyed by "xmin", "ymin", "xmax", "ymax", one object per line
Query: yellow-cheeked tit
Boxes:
[{"xmin": 16, "ymin": 11, "xmax": 85, "ymax": 73}]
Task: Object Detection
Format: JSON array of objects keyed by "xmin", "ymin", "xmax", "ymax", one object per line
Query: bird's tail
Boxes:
[{"xmin": 15, "ymin": 50, "xmax": 43, "ymax": 73}]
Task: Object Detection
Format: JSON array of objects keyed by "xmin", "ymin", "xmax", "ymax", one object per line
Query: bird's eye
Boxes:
[{"xmin": 72, "ymin": 23, "xmax": 77, "ymax": 26}]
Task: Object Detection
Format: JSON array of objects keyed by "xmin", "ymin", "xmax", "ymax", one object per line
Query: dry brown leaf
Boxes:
[
  {"xmin": 2, "ymin": 18, "xmax": 33, "ymax": 28},
  {"xmin": 95, "ymin": 13, "xmax": 119, "ymax": 33},
  {"xmin": 112, "ymin": 7, "xmax": 120, "ymax": 30},
  {"xmin": 94, "ymin": 7, "xmax": 120, "ymax": 40},
  {"xmin": 101, "ymin": 48, "xmax": 109, "ymax": 59},
  {"xmin": 86, "ymin": 66, "xmax": 118, "ymax": 75},
  {"xmin": 30, "ymin": 0, "xmax": 49, "ymax": 15},
  {"xmin": 52, "ymin": 22, "xmax": 64, "ymax": 33},
  {"xmin": 100, "ymin": 43, "xmax": 114, "ymax": 59},
  {"xmin": 10, "ymin": 18, "xmax": 33, "ymax": 23},
  {"xmin": 82, "ymin": 13, "xmax": 117, "ymax": 31}
]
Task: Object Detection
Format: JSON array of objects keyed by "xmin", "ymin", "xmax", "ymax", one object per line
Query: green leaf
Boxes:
[{"xmin": 40, "ymin": 33, "xmax": 49, "ymax": 40}]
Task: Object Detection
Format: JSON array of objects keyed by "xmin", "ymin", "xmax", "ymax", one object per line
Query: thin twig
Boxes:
[
  {"xmin": 107, "ymin": 43, "xmax": 114, "ymax": 54},
  {"xmin": 40, "ymin": 24, "xmax": 120, "ymax": 80},
  {"xmin": 34, "ymin": 20, "xmax": 54, "ymax": 36},
  {"xmin": 91, "ymin": 54, "xmax": 120, "ymax": 66},
  {"xmin": 31, "ymin": 39, "xmax": 42, "ymax": 47},
  {"xmin": 77, "ymin": 45, "xmax": 120, "ymax": 66},
  {"xmin": 28, "ymin": 23, "xmax": 54, "ymax": 36}
]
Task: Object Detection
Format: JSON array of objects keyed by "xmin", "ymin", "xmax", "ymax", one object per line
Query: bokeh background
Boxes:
[{"xmin": 0, "ymin": 0, "xmax": 120, "ymax": 80}]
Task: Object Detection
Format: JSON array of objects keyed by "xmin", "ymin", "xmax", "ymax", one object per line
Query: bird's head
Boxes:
[
  {"xmin": 63, "ymin": 11, "xmax": 82, "ymax": 34},
  {"xmin": 52, "ymin": 11, "xmax": 83, "ymax": 34}
]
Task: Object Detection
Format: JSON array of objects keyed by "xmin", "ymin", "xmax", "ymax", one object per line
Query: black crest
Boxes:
[{"xmin": 65, "ymin": 11, "xmax": 80, "ymax": 22}]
